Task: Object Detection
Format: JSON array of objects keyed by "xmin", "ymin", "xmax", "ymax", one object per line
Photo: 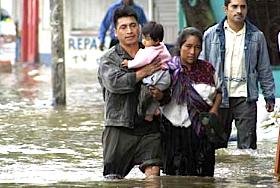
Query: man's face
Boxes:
[
  {"xmin": 115, "ymin": 16, "xmax": 139, "ymax": 46},
  {"xmin": 123, "ymin": 0, "xmax": 133, "ymax": 6},
  {"xmin": 224, "ymin": 0, "xmax": 247, "ymax": 25}
]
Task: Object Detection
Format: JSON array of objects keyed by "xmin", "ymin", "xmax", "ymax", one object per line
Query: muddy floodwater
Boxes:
[{"xmin": 0, "ymin": 64, "xmax": 279, "ymax": 187}]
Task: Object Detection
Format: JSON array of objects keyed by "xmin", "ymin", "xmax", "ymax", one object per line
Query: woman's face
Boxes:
[{"xmin": 180, "ymin": 35, "xmax": 202, "ymax": 66}]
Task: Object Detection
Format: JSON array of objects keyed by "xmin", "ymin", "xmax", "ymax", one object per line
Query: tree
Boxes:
[{"xmin": 180, "ymin": 0, "xmax": 215, "ymax": 32}]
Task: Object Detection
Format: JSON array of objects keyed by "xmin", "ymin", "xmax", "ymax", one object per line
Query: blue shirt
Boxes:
[{"xmin": 98, "ymin": 0, "xmax": 147, "ymax": 45}]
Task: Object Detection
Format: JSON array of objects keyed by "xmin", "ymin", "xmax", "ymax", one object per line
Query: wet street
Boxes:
[{"xmin": 0, "ymin": 63, "xmax": 279, "ymax": 187}]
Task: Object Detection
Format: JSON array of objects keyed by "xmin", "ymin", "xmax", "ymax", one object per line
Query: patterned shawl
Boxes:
[{"xmin": 168, "ymin": 56, "xmax": 211, "ymax": 136}]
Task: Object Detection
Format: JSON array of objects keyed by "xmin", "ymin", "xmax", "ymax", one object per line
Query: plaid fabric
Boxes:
[
  {"xmin": 169, "ymin": 56, "xmax": 215, "ymax": 136},
  {"xmin": 168, "ymin": 56, "xmax": 215, "ymax": 86}
]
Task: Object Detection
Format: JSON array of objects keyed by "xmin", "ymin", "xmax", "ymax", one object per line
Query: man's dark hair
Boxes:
[
  {"xmin": 113, "ymin": 6, "xmax": 139, "ymax": 29},
  {"xmin": 142, "ymin": 21, "xmax": 164, "ymax": 42},
  {"xmin": 224, "ymin": 0, "xmax": 248, "ymax": 6}
]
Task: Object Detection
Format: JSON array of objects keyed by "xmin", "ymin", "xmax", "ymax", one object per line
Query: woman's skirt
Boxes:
[{"xmin": 160, "ymin": 115, "xmax": 215, "ymax": 176}]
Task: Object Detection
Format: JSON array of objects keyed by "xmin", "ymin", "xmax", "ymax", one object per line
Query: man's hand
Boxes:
[
  {"xmin": 145, "ymin": 61, "xmax": 162, "ymax": 76},
  {"xmin": 135, "ymin": 59, "xmax": 162, "ymax": 82},
  {"xmin": 149, "ymin": 86, "xmax": 164, "ymax": 101},
  {"xmin": 121, "ymin": 60, "xmax": 128, "ymax": 68},
  {"xmin": 99, "ymin": 43, "xmax": 105, "ymax": 51}
]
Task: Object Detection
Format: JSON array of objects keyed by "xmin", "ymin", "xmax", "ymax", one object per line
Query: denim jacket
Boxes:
[
  {"xmin": 98, "ymin": 44, "xmax": 141, "ymax": 128},
  {"xmin": 200, "ymin": 17, "xmax": 275, "ymax": 107}
]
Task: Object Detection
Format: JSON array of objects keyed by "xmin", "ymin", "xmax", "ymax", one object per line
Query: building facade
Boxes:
[{"xmin": 1, "ymin": 0, "xmax": 179, "ymax": 66}]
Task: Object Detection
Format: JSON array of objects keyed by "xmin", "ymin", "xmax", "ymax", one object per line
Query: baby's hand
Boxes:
[{"xmin": 121, "ymin": 60, "xmax": 128, "ymax": 68}]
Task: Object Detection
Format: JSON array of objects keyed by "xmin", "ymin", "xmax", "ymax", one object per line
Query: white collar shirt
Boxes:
[{"xmin": 224, "ymin": 21, "xmax": 247, "ymax": 97}]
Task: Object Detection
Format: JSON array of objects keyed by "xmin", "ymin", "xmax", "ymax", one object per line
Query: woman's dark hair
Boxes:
[
  {"xmin": 224, "ymin": 0, "xmax": 248, "ymax": 6},
  {"xmin": 172, "ymin": 27, "xmax": 203, "ymax": 56},
  {"xmin": 113, "ymin": 6, "xmax": 139, "ymax": 28},
  {"xmin": 142, "ymin": 21, "xmax": 164, "ymax": 42}
]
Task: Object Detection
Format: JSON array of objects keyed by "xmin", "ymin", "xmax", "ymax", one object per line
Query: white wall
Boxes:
[
  {"xmin": 17, "ymin": 0, "xmax": 178, "ymax": 65},
  {"xmin": 0, "ymin": 0, "xmax": 13, "ymax": 16},
  {"xmin": 153, "ymin": 0, "xmax": 178, "ymax": 44}
]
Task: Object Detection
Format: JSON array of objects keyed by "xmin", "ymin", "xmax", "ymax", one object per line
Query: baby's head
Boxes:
[{"xmin": 141, "ymin": 21, "xmax": 164, "ymax": 47}]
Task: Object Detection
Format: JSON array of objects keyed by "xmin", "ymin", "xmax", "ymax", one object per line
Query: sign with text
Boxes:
[{"xmin": 65, "ymin": 35, "xmax": 108, "ymax": 69}]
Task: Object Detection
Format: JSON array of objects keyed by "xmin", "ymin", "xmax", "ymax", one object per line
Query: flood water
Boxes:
[{"xmin": 0, "ymin": 63, "xmax": 279, "ymax": 187}]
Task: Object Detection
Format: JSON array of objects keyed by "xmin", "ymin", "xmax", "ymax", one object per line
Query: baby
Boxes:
[{"xmin": 122, "ymin": 21, "xmax": 171, "ymax": 121}]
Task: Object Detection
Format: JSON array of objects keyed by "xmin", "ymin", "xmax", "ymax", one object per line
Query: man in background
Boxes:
[
  {"xmin": 200, "ymin": 0, "xmax": 275, "ymax": 150},
  {"xmin": 98, "ymin": 0, "xmax": 147, "ymax": 51}
]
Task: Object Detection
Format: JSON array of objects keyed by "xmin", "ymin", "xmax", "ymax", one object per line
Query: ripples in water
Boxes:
[{"xmin": 0, "ymin": 65, "xmax": 279, "ymax": 187}]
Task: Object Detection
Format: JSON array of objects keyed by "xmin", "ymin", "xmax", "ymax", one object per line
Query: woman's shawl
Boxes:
[{"xmin": 168, "ymin": 56, "xmax": 211, "ymax": 136}]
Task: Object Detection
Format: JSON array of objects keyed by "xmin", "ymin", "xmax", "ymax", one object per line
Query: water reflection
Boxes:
[{"xmin": 0, "ymin": 64, "xmax": 279, "ymax": 187}]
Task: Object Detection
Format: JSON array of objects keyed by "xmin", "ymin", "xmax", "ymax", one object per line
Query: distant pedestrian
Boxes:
[{"xmin": 98, "ymin": 0, "xmax": 147, "ymax": 51}]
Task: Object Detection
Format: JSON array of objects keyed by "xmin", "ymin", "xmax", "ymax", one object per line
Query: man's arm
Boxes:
[
  {"xmin": 135, "ymin": 59, "xmax": 162, "ymax": 82},
  {"xmin": 257, "ymin": 33, "xmax": 275, "ymax": 112},
  {"xmin": 127, "ymin": 48, "xmax": 160, "ymax": 69},
  {"xmin": 98, "ymin": 7, "xmax": 113, "ymax": 50},
  {"xmin": 138, "ymin": 7, "xmax": 147, "ymax": 26},
  {"xmin": 98, "ymin": 55, "xmax": 137, "ymax": 94}
]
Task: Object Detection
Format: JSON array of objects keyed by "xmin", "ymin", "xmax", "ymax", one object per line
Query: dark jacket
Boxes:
[{"xmin": 98, "ymin": 44, "xmax": 142, "ymax": 128}]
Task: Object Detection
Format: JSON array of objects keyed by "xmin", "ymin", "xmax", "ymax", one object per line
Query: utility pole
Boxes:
[{"xmin": 50, "ymin": 0, "xmax": 66, "ymax": 106}]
